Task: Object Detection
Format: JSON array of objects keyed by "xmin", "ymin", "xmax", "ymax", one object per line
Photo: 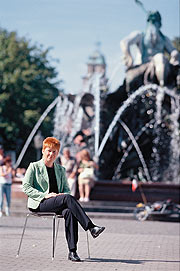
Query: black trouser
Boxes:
[{"xmin": 31, "ymin": 194, "xmax": 93, "ymax": 251}]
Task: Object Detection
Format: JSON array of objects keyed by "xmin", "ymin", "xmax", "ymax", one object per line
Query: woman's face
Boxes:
[
  {"xmin": 42, "ymin": 147, "xmax": 59, "ymax": 165},
  {"xmin": 63, "ymin": 149, "xmax": 70, "ymax": 159}
]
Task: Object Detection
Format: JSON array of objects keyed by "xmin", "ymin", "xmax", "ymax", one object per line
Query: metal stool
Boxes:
[{"xmin": 16, "ymin": 212, "xmax": 90, "ymax": 260}]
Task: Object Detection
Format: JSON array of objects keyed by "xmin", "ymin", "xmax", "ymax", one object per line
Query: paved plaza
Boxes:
[{"xmin": 0, "ymin": 208, "xmax": 179, "ymax": 271}]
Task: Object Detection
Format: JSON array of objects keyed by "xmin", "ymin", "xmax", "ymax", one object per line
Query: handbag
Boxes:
[{"xmin": 79, "ymin": 167, "xmax": 95, "ymax": 179}]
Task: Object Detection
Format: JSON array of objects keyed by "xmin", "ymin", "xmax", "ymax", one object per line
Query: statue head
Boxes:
[{"xmin": 147, "ymin": 11, "xmax": 162, "ymax": 28}]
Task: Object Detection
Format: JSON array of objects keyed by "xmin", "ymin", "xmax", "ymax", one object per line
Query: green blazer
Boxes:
[{"xmin": 22, "ymin": 159, "xmax": 70, "ymax": 209}]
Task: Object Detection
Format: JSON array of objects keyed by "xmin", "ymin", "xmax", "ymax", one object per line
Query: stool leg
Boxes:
[
  {"xmin": 52, "ymin": 215, "xmax": 56, "ymax": 260},
  {"xmin": 54, "ymin": 218, "xmax": 60, "ymax": 250},
  {"xmin": 86, "ymin": 231, "xmax": 90, "ymax": 259},
  {"xmin": 16, "ymin": 214, "xmax": 30, "ymax": 257}
]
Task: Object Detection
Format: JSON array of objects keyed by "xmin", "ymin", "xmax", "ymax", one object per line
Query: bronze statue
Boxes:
[{"xmin": 120, "ymin": 8, "xmax": 179, "ymax": 90}]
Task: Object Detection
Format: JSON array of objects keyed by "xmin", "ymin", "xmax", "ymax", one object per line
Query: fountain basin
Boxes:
[{"xmin": 89, "ymin": 181, "xmax": 180, "ymax": 203}]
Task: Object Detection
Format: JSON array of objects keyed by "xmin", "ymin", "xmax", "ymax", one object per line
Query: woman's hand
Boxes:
[
  {"xmin": 44, "ymin": 192, "xmax": 64, "ymax": 199},
  {"xmin": 44, "ymin": 193, "xmax": 57, "ymax": 199}
]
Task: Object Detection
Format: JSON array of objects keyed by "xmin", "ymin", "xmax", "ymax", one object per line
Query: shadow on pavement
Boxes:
[
  {"xmin": 85, "ymin": 258, "xmax": 180, "ymax": 264},
  {"xmin": 85, "ymin": 258, "xmax": 142, "ymax": 264}
]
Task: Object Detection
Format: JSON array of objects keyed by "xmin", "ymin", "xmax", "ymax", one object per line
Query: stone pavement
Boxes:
[{"xmin": 0, "ymin": 208, "xmax": 179, "ymax": 271}]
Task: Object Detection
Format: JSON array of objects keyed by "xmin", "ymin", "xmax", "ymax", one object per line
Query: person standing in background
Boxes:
[
  {"xmin": 0, "ymin": 156, "xmax": 14, "ymax": 217},
  {"xmin": 60, "ymin": 147, "xmax": 78, "ymax": 197}
]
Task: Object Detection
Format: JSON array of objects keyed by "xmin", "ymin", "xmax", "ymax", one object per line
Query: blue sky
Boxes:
[{"xmin": 0, "ymin": 0, "xmax": 179, "ymax": 94}]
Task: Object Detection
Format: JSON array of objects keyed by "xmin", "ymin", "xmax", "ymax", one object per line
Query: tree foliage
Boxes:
[{"xmin": 0, "ymin": 28, "xmax": 60, "ymax": 153}]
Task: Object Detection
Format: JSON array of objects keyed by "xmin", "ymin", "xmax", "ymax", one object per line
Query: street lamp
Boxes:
[{"xmin": 34, "ymin": 131, "xmax": 44, "ymax": 160}]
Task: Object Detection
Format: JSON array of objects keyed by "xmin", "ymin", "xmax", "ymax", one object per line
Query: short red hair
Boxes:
[{"xmin": 42, "ymin": 137, "xmax": 60, "ymax": 152}]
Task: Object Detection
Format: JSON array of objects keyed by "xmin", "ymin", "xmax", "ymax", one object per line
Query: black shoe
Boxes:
[
  {"xmin": 89, "ymin": 225, "xmax": 105, "ymax": 238},
  {"xmin": 68, "ymin": 251, "xmax": 81, "ymax": 262}
]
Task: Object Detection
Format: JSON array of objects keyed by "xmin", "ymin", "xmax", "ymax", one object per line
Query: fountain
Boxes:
[
  {"xmin": 15, "ymin": 78, "xmax": 179, "ymax": 184},
  {"xmin": 113, "ymin": 119, "xmax": 155, "ymax": 180},
  {"xmin": 99, "ymin": 84, "xmax": 180, "ymax": 183},
  {"xmin": 51, "ymin": 70, "xmax": 179, "ymax": 183},
  {"xmin": 15, "ymin": 4, "xmax": 179, "ymax": 187},
  {"xmin": 95, "ymin": 4, "xmax": 180, "ymax": 183},
  {"xmin": 51, "ymin": 10, "xmax": 180, "ymax": 182}
]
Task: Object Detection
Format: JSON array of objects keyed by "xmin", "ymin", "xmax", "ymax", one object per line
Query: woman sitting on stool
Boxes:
[{"xmin": 23, "ymin": 137, "xmax": 105, "ymax": 262}]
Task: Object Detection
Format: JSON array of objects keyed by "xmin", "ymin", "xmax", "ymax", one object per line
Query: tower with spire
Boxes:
[{"xmin": 81, "ymin": 42, "xmax": 108, "ymax": 93}]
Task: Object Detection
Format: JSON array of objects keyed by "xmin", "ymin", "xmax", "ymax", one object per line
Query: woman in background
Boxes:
[
  {"xmin": 78, "ymin": 149, "xmax": 98, "ymax": 202},
  {"xmin": 0, "ymin": 156, "xmax": 14, "ymax": 217}
]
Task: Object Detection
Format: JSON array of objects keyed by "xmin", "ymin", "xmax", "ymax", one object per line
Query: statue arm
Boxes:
[
  {"xmin": 163, "ymin": 35, "xmax": 180, "ymax": 66},
  {"xmin": 120, "ymin": 31, "xmax": 142, "ymax": 68},
  {"xmin": 163, "ymin": 35, "xmax": 176, "ymax": 54}
]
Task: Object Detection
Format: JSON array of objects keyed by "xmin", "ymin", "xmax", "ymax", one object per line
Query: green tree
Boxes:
[{"xmin": 0, "ymin": 28, "xmax": 60, "ymax": 160}]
